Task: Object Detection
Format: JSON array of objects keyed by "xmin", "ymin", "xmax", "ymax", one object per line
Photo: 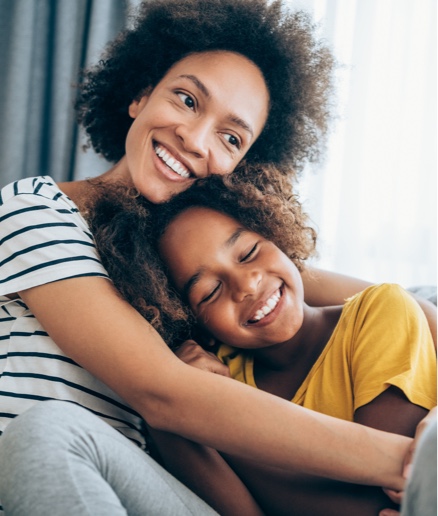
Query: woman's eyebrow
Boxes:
[
  {"xmin": 182, "ymin": 227, "xmax": 248, "ymax": 300},
  {"xmin": 179, "ymin": 74, "xmax": 210, "ymax": 97},
  {"xmin": 178, "ymin": 74, "xmax": 254, "ymax": 138}
]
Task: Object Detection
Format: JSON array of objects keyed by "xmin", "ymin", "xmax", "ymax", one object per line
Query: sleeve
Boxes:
[
  {"xmin": 349, "ymin": 284, "xmax": 436, "ymax": 412},
  {"xmin": 0, "ymin": 189, "xmax": 109, "ymax": 296}
]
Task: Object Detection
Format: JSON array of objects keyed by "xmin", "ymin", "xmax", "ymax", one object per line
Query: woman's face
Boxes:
[
  {"xmin": 125, "ymin": 51, "xmax": 269, "ymax": 203},
  {"xmin": 159, "ymin": 207, "xmax": 305, "ymax": 349}
]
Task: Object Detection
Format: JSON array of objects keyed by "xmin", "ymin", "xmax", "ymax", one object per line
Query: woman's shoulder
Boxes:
[{"xmin": 0, "ymin": 176, "xmax": 78, "ymax": 212}]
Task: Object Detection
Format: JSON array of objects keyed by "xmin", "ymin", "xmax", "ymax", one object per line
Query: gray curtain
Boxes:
[{"xmin": 0, "ymin": 0, "xmax": 128, "ymax": 187}]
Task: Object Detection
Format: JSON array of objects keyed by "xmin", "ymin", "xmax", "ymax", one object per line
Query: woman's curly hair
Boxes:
[
  {"xmin": 86, "ymin": 164, "xmax": 316, "ymax": 347},
  {"xmin": 76, "ymin": 0, "xmax": 334, "ymax": 172}
]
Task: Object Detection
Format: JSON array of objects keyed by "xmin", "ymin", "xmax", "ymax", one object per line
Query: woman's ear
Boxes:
[{"xmin": 128, "ymin": 88, "xmax": 152, "ymax": 118}]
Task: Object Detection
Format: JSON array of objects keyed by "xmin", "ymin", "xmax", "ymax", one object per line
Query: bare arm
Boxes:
[
  {"xmin": 215, "ymin": 389, "xmax": 422, "ymax": 516},
  {"xmin": 19, "ymin": 276, "xmax": 410, "ymax": 490},
  {"xmin": 146, "ymin": 342, "xmax": 262, "ymax": 515},
  {"xmin": 302, "ymin": 267, "xmax": 437, "ymax": 348},
  {"xmin": 301, "ymin": 267, "xmax": 372, "ymax": 306},
  {"xmin": 147, "ymin": 427, "xmax": 264, "ymax": 516}
]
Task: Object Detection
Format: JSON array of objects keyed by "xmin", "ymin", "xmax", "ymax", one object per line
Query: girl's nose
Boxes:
[{"xmin": 230, "ymin": 269, "xmax": 261, "ymax": 303}]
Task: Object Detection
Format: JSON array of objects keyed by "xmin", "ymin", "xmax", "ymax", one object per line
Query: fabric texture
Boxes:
[
  {"xmin": 401, "ymin": 415, "xmax": 437, "ymax": 516},
  {"xmin": 0, "ymin": 400, "xmax": 217, "ymax": 515},
  {"xmin": 0, "ymin": 176, "xmax": 146, "ymax": 448},
  {"xmin": 0, "ymin": 0, "xmax": 125, "ymax": 187},
  {"xmin": 218, "ymin": 284, "xmax": 437, "ymax": 420}
]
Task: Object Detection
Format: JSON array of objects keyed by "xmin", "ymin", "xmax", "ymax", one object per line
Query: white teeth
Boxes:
[
  {"xmin": 250, "ymin": 289, "xmax": 281, "ymax": 322},
  {"xmin": 154, "ymin": 145, "xmax": 191, "ymax": 178},
  {"xmin": 267, "ymin": 298, "xmax": 277, "ymax": 309}
]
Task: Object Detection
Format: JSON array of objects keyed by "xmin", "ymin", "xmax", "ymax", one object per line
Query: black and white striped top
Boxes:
[{"xmin": 0, "ymin": 176, "xmax": 147, "ymax": 449}]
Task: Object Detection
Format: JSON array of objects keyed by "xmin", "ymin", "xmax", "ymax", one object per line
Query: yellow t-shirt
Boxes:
[{"xmin": 217, "ymin": 284, "xmax": 437, "ymax": 421}]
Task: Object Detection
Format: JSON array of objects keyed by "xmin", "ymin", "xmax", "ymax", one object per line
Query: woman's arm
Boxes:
[
  {"xmin": 19, "ymin": 276, "xmax": 410, "ymax": 490},
  {"xmin": 302, "ymin": 267, "xmax": 437, "ymax": 348},
  {"xmin": 301, "ymin": 267, "xmax": 372, "ymax": 306}
]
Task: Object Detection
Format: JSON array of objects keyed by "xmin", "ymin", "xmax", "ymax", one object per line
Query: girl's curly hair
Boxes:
[
  {"xmin": 86, "ymin": 165, "xmax": 316, "ymax": 347},
  {"xmin": 76, "ymin": 0, "xmax": 334, "ymax": 172}
]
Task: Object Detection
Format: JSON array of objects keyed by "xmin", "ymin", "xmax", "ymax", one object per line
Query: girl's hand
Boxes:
[
  {"xmin": 401, "ymin": 406, "xmax": 436, "ymax": 478},
  {"xmin": 175, "ymin": 340, "xmax": 231, "ymax": 377},
  {"xmin": 380, "ymin": 407, "xmax": 437, "ymax": 516}
]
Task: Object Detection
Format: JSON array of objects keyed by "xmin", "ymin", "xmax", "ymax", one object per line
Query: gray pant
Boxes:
[
  {"xmin": 401, "ymin": 416, "xmax": 437, "ymax": 516},
  {"xmin": 0, "ymin": 401, "xmax": 217, "ymax": 515}
]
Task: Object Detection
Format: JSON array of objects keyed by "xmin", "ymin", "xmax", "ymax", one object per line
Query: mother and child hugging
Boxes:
[
  {"xmin": 87, "ymin": 166, "xmax": 437, "ymax": 516},
  {"xmin": 0, "ymin": 0, "xmax": 436, "ymax": 514}
]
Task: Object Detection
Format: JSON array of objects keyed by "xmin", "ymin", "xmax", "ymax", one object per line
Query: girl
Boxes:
[
  {"xmin": 0, "ymin": 0, "xmax": 434, "ymax": 514},
  {"xmin": 129, "ymin": 172, "xmax": 436, "ymax": 515}
]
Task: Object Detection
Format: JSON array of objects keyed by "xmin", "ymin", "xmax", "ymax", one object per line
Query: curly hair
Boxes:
[
  {"xmin": 76, "ymin": 0, "xmax": 334, "ymax": 172},
  {"xmin": 85, "ymin": 164, "xmax": 316, "ymax": 347}
]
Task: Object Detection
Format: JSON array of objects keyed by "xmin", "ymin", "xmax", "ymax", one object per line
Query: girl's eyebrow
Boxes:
[
  {"xmin": 224, "ymin": 227, "xmax": 248, "ymax": 248},
  {"xmin": 182, "ymin": 268, "xmax": 204, "ymax": 302},
  {"xmin": 181, "ymin": 227, "xmax": 248, "ymax": 300},
  {"xmin": 177, "ymin": 74, "xmax": 254, "ymax": 138}
]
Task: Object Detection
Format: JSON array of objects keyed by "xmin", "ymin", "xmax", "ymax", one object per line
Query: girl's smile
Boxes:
[
  {"xmin": 159, "ymin": 207, "xmax": 305, "ymax": 349},
  {"xmin": 245, "ymin": 284, "xmax": 285, "ymax": 326},
  {"xmin": 118, "ymin": 51, "xmax": 269, "ymax": 203}
]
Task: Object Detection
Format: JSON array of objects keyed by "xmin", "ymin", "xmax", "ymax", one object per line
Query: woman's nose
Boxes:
[
  {"xmin": 230, "ymin": 269, "xmax": 261, "ymax": 302},
  {"xmin": 175, "ymin": 119, "xmax": 210, "ymax": 163}
]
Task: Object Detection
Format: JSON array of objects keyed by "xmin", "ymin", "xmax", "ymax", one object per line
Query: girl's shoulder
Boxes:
[{"xmin": 344, "ymin": 283, "xmax": 412, "ymax": 313}]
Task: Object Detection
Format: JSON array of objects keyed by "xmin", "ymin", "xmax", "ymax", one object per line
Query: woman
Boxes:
[{"xmin": 0, "ymin": 0, "xmax": 434, "ymax": 514}]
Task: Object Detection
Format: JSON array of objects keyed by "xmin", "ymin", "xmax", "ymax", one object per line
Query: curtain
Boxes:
[
  {"xmin": 0, "ymin": 0, "xmax": 127, "ymax": 186},
  {"xmin": 291, "ymin": 0, "xmax": 437, "ymax": 287}
]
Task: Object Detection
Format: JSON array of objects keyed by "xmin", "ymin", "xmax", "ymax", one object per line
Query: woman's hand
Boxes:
[
  {"xmin": 379, "ymin": 407, "xmax": 437, "ymax": 516},
  {"xmin": 175, "ymin": 340, "xmax": 231, "ymax": 377}
]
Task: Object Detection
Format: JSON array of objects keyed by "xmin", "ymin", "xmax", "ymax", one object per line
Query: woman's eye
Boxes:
[
  {"xmin": 200, "ymin": 283, "xmax": 221, "ymax": 304},
  {"xmin": 240, "ymin": 244, "xmax": 257, "ymax": 262},
  {"xmin": 224, "ymin": 134, "xmax": 241, "ymax": 148},
  {"xmin": 177, "ymin": 92, "xmax": 195, "ymax": 110}
]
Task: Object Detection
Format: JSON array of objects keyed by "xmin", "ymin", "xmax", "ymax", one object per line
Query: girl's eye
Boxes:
[
  {"xmin": 200, "ymin": 283, "xmax": 221, "ymax": 304},
  {"xmin": 224, "ymin": 134, "xmax": 241, "ymax": 148},
  {"xmin": 177, "ymin": 92, "xmax": 195, "ymax": 110},
  {"xmin": 240, "ymin": 244, "xmax": 257, "ymax": 262}
]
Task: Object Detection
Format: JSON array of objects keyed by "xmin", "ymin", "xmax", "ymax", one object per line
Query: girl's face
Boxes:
[
  {"xmin": 125, "ymin": 51, "xmax": 269, "ymax": 203},
  {"xmin": 159, "ymin": 207, "xmax": 305, "ymax": 349}
]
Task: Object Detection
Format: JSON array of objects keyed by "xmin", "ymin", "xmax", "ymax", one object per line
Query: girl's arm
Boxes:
[
  {"xmin": 146, "ymin": 341, "xmax": 262, "ymax": 515},
  {"xmin": 219, "ymin": 389, "xmax": 425, "ymax": 516},
  {"xmin": 302, "ymin": 267, "xmax": 437, "ymax": 348},
  {"xmin": 147, "ymin": 427, "xmax": 264, "ymax": 515},
  {"xmin": 19, "ymin": 276, "xmax": 410, "ymax": 490}
]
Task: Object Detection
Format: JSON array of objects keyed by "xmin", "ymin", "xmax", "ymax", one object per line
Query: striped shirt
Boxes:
[{"xmin": 0, "ymin": 176, "xmax": 147, "ymax": 449}]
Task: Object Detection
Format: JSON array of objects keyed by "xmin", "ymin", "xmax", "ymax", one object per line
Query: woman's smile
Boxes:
[{"xmin": 153, "ymin": 142, "xmax": 194, "ymax": 180}]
